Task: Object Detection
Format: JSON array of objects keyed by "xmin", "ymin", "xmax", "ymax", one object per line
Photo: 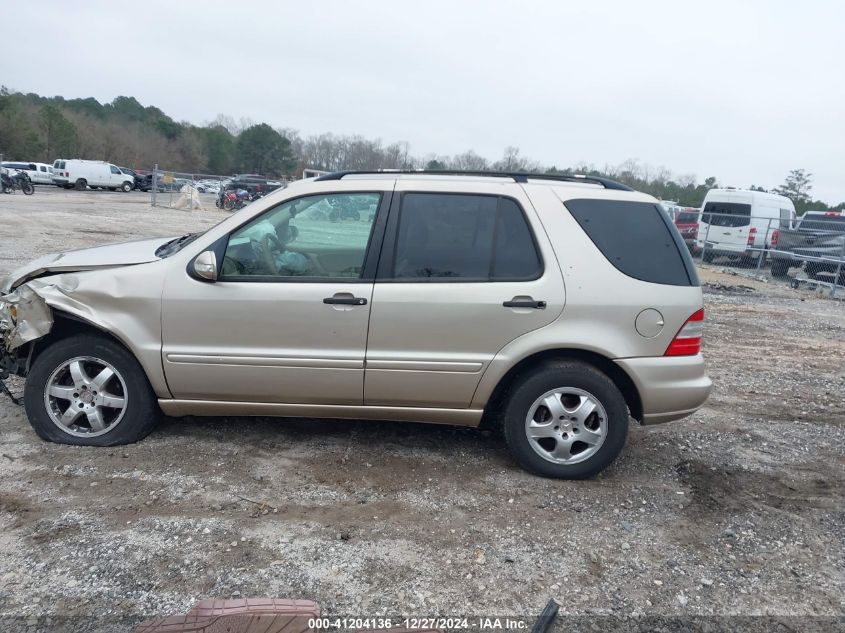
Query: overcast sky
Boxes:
[{"xmin": 8, "ymin": 0, "xmax": 845, "ymax": 202}]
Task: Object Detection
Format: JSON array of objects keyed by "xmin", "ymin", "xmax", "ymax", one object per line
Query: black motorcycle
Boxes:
[{"xmin": 1, "ymin": 170, "xmax": 34, "ymax": 195}]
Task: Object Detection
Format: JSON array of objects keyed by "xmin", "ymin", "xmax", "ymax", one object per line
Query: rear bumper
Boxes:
[{"xmin": 615, "ymin": 355, "xmax": 712, "ymax": 425}]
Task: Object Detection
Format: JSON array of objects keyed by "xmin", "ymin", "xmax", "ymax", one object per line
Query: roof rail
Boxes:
[{"xmin": 313, "ymin": 169, "xmax": 634, "ymax": 191}]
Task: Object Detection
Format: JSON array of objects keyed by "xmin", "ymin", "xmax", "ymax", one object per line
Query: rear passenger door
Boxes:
[{"xmin": 364, "ymin": 181, "xmax": 564, "ymax": 409}]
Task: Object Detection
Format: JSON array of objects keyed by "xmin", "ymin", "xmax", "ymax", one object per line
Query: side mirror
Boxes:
[{"xmin": 193, "ymin": 250, "xmax": 218, "ymax": 281}]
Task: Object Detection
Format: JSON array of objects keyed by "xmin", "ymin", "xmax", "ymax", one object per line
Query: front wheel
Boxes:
[
  {"xmin": 502, "ymin": 361, "xmax": 629, "ymax": 479},
  {"xmin": 121, "ymin": 181, "xmax": 133, "ymax": 192},
  {"xmin": 22, "ymin": 182, "xmax": 34, "ymax": 195},
  {"xmin": 23, "ymin": 335, "xmax": 159, "ymax": 446}
]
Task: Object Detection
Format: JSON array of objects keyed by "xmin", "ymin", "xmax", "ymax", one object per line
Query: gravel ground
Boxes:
[{"xmin": 0, "ymin": 188, "xmax": 843, "ymax": 632}]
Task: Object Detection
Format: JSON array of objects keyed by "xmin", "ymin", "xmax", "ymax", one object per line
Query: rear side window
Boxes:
[
  {"xmin": 565, "ymin": 199, "xmax": 697, "ymax": 286},
  {"xmin": 701, "ymin": 201, "xmax": 751, "ymax": 227},
  {"xmin": 391, "ymin": 193, "xmax": 542, "ymax": 281}
]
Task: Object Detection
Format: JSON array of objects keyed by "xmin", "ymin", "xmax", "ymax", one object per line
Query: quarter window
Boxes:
[
  {"xmin": 391, "ymin": 193, "xmax": 541, "ymax": 281},
  {"xmin": 221, "ymin": 192, "xmax": 381, "ymax": 279}
]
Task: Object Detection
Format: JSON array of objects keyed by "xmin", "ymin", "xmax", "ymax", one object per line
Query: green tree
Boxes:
[
  {"xmin": 39, "ymin": 104, "xmax": 78, "ymax": 159},
  {"xmin": 199, "ymin": 125, "xmax": 236, "ymax": 174},
  {"xmin": 236, "ymin": 123, "xmax": 295, "ymax": 175},
  {"xmin": 774, "ymin": 169, "xmax": 813, "ymax": 212}
]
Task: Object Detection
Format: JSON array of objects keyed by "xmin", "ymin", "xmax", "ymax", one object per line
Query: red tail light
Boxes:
[
  {"xmin": 771, "ymin": 229, "xmax": 780, "ymax": 247},
  {"xmin": 747, "ymin": 227, "xmax": 757, "ymax": 246},
  {"xmin": 665, "ymin": 308, "xmax": 704, "ymax": 357}
]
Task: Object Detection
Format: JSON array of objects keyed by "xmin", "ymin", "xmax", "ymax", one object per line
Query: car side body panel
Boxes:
[{"xmin": 364, "ymin": 179, "xmax": 565, "ymax": 408}]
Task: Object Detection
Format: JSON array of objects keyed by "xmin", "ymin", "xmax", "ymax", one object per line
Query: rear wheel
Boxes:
[
  {"xmin": 702, "ymin": 250, "xmax": 715, "ymax": 263},
  {"xmin": 502, "ymin": 361, "xmax": 629, "ymax": 479},
  {"xmin": 74, "ymin": 179, "xmax": 87, "ymax": 191},
  {"xmin": 23, "ymin": 335, "xmax": 159, "ymax": 446}
]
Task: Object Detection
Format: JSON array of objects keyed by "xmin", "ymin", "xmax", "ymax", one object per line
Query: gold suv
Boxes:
[{"xmin": 0, "ymin": 171, "xmax": 711, "ymax": 478}]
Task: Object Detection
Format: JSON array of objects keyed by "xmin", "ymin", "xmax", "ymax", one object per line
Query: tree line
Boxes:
[{"xmin": 0, "ymin": 88, "xmax": 840, "ymax": 212}]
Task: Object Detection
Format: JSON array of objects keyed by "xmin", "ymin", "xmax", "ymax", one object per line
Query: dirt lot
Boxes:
[{"xmin": 0, "ymin": 188, "xmax": 843, "ymax": 632}]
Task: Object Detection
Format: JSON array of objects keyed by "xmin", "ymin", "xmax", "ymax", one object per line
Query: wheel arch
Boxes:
[
  {"xmin": 479, "ymin": 348, "xmax": 643, "ymax": 429},
  {"xmin": 26, "ymin": 310, "xmax": 166, "ymax": 396}
]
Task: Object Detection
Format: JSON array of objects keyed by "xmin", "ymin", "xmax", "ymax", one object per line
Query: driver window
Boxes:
[
  {"xmin": 221, "ymin": 192, "xmax": 381, "ymax": 279},
  {"xmin": 110, "ymin": 165, "xmax": 121, "ymax": 174}
]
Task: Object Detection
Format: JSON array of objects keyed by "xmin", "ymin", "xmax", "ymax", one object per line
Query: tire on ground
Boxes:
[
  {"xmin": 23, "ymin": 334, "xmax": 160, "ymax": 447},
  {"xmin": 501, "ymin": 360, "xmax": 629, "ymax": 479}
]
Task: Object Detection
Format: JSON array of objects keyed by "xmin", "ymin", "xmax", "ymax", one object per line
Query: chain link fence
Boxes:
[
  {"xmin": 671, "ymin": 209, "xmax": 845, "ymax": 298},
  {"xmin": 147, "ymin": 166, "xmax": 296, "ymax": 211}
]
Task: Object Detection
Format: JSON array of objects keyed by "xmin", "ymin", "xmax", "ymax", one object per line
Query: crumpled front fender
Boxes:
[
  {"xmin": 0, "ymin": 284, "xmax": 54, "ymax": 351},
  {"xmin": 1, "ymin": 266, "xmax": 171, "ymax": 397}
]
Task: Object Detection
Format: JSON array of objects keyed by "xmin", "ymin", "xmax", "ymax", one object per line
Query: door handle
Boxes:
[
  {"xmin": 503, "ymin": 298, "xmax": 546, "ymax": 309},
  {"xmin": 323, "ymin": 295, "xmax": 367, "ymax": 306}
]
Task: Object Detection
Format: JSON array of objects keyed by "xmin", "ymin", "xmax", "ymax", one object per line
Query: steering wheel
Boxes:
[{"xmin": 258, "ymin": 233, "xmax": 285, "ymax": 274}]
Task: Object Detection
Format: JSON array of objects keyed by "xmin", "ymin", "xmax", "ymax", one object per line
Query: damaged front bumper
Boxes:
[{"xmin": 0, "ymin": 284, "xmax": 53, "ymax": 378}]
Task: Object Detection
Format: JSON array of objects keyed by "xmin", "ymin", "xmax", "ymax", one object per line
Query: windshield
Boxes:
[{"xmin": 677, "ymin": 211, "xmax": 698, "ymax": 223}]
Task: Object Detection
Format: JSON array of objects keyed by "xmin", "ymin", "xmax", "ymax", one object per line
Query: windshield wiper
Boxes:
[{"xmin": 156, "ymin": 232, "xmax": 201, "ymax": 258}]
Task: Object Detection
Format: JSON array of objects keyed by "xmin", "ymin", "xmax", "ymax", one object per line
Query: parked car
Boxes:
[
  {"xmin": 0, "ymin": 171, "xmax": 711, "ymax": 479},
  {"xmin": 659, "ymin": 202, "xmax": 698, "ymax": 250},
  {"xmin": 1, "ymin": 161, "xmax": 54, "ymax": 185},
  {"xmin": 117, "ymin": 167, "xmax": 143, "ymax": 190},
  {"xmin": 769, "ymin": 211, "xmax": 845, "ymax": 281},
  {"xmin": 228, "ymin": 174, "xmax": 283, "ymax": 195},
  {"xmin": 696, "ymin": 189, "xmax": 795, "ymax": 265},
  {"xmin": 674, "ymin": 208, "xmax": 700, "ymax": 252},
  {"xmin": 51, "ymin": 159, "xmax": 136, "ymax": 192}
]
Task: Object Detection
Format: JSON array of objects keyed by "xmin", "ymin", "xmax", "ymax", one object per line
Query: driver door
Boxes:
[{"xmin": 161, "ymin": 190, "xmax": 390, "ymax": 405}]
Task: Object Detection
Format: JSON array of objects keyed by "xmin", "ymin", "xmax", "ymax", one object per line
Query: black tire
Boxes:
[
  {"xmin": 22, "ymin": 182, "xmax": 34, "ymax": 195},
  {"xmin": 121, "ymin": 181, "xmax": 132, "ymax": 192},
  {"xmin": 23, "ymin": 335, "xmax": 159, "ymax": 447},
  {"xmin": 770, "ymin": 259, "xmax": 790, "ymax": 278},
  {"xmin": 74, "ymin": 179, "xmax": 87, "ymax": 191},
  {"xmin": 702, "ymin": 250, "xmax": 714, "ymax": 263},
  {"xmin": 501, "ymin": 361, "xmax": 629, "ymax": 479}
]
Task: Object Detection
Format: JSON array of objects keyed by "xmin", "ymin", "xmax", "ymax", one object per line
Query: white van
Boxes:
[
  {"xmin": 696, "ymin": 189, "xmax": 796, "ymax": 263},
  {"xmin": 1, "ymin": 162, "xmax": 54, "ymax": 185},
  {"xmin": 51, "ymin": 159, "xmax": 135, "ymax": 192}
]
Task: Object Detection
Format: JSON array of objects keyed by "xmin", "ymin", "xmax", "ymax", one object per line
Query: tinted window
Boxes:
[
  {"xmin": 565, "ymin": 199, "xmax": 696, "ymax": 286},
  {"xmin": 798, "ymin": 215, "xmax": 845, "ymax": 232},
  {"xmin": 701, "ymin": 201, "xmax": 751, "ymax": 227},
  {"xmin": 222, "ymin": 192, "xmax": 380, "ymax": 279},
  {"xmin": 392, "ymin": 194, "xmax": 541, "ymax": 281},
  {"xmin": 110, "ymin": 165, "xmax": 121, "ymax": 174},
  {"xmin": 677, "ymin": 211, "xmax": 699, "ymax": 223}
]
